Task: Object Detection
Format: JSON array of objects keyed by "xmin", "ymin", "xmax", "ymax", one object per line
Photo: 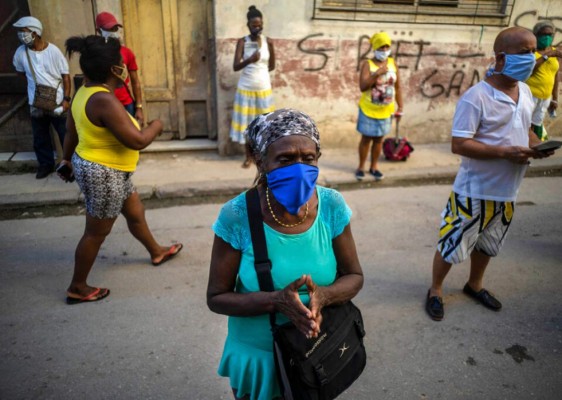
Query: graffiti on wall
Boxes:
[
  {"xmin": 293, "ymin": 9, "xmax": 561, "ymax": 101},
  {"xmin": 514, "ymin": 10, "xmax": 562, "ymax": 46},
  {"xmin": 297, "ymin": 33, "xmax": 335, "ymax": 72},
  {"xmin": 297, "ymin": 33, "xmax": 486, "ymax": 100}
]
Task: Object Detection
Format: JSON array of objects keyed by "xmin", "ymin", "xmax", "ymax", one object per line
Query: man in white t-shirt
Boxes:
[
  {"xmin": 12, "ymin": 16, "xmax": 71, "ymax": 179},
  {"xmin": 425, "ymin": 27, "xmax": 553, "ymax": 321}
]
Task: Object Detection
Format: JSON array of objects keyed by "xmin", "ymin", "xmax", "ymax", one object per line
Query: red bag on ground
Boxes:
[{"xmin": 383, "ymin": 118, "xmax": 414, "ymax": 161}]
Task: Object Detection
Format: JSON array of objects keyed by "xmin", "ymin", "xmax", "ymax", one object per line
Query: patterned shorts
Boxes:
[
  {"xmin": 356, "ymin": 108, "xmax": 392, "ymax": 138},
  {"xmin": 437, "ymin": 192, "xmax": 515, "ymax": 264},
  {"xmin": 72, "ymin": 153, "xmax": 135, "ymax": 219}
]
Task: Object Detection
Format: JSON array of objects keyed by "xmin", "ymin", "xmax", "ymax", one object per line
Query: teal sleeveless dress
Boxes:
[{"xmin": 212, "ymin": 186, "xmax": 352, "ymax": 400}]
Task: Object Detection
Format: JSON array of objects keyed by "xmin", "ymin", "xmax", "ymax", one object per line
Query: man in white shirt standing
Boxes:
[
  {"xmin": 13, "ymin": 16, "xmax": 71, "ymax": 179},
  {"xmin": 425, "ymin": 27, "xmax": 553, "ymax": 321}
]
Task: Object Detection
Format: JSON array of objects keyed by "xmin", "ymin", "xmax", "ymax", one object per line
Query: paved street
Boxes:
[{"xmin": 1, "ymin": 178, "xmax": 561, "ymax": 399}]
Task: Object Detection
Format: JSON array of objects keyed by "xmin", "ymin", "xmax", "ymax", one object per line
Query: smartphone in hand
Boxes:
[
  {"xmin": 56, "ymin": 163, "xmax": 75, "ymax": 182},
  {"xmin": 532, "ymin": 140, "xmax": 562, "ymax": 153}
]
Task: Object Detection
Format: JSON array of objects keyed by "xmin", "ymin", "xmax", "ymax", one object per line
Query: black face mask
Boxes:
[{"xmin": 249, "ymin": 27, "xmax": 262, "ymax": 36}]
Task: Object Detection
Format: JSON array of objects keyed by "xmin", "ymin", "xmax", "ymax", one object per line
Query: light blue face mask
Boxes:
[
  {"xmin": 374, "ymin": 50, "xmax": 391, "ymax": 61},
  {"xmin": 494, "ymin": 52, "xmax": 536, "ymax": 81},
  {"xmin": 266, "ymin": 163, "xmax": 319, "ymax": 215}
]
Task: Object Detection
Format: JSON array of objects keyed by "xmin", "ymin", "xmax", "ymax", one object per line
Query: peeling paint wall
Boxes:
[
  {"xmin": 214, "ymin": 0, "xmax": 562, "ymax": 152},
  {"xmin": 10, "ymin": 0, "xmax": 562, "ymax": 155}
]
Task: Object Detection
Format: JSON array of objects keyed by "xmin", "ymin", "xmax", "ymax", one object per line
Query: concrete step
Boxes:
[
  {"xmin": 141, "ymin": 138, "xmax": 218, "ymax": 153},
  {"xmin": 0, "ymin": 139, "xmax": 219, "ymax": 174}
]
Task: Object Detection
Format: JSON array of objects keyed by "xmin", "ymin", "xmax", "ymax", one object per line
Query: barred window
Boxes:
[{"xmin": 312, "ymin": 0, "xmax": 514, "ymax": 26}]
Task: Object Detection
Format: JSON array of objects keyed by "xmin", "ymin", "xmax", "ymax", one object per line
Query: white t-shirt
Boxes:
[
  {"xmin": 452, "ymin": 80, "xmax": 533, "ymax": 202},
  {"xmin": 13, "ymin": 43, "xmax": 69, "ymax": 106},
  {"xmin": 237, "ymin": 35, "xmax": 271, "ymax": 91}
]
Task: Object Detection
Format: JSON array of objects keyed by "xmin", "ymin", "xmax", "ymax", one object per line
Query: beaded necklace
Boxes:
[{"xmin": 265, "ymin": 187, "xmax": 309, "ymax": 228}]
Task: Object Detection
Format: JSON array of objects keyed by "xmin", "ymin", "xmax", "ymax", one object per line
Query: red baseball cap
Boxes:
[{"xmin": 95, "ymin": 12, "xmax": 122, "ymax": 30}]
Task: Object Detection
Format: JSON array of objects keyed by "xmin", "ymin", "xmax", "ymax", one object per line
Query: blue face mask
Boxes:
[
  {"xmin": 266, "ymin": 163, "xmax": 319, "ymax": 215},
  {"xmin": 494, "ymin": 52, "xmax": 536, "ymax": 81}
]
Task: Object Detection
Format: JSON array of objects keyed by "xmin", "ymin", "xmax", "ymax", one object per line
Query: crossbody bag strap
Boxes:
[
  {"xmin": 24, "ymin": 48, "xmax": 38, "ymax": 83},
  {"xmin": 24, "ymin": 47, "xmax": 62, "ymax": 95},
  {"xmin": 245, "ymin": 187, "xmax": 277, "ymax": 328}
]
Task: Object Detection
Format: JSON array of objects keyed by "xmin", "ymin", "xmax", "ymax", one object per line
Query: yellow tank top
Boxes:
[
  {"xmin": 358, "ymin": 58, "xmax": 397, "ymax": 119},
  {"xmin": 73, "ymin": 86, "xmax": 140, "ymax": 172},
  {"xmin": 526, "ymin": 48, "xmax": 559, "ymax": 99}
]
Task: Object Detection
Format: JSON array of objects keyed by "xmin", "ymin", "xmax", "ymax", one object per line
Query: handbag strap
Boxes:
[
  {"xmin": 245, "ymin": 187, "xmax": 277, "ymax": 328},
  {"xmin": 24, "ymin": 48, "xmax": 38, "ymax": 83},
  {"xmin": 25, "ymin": 47, "xmax": 62, "ymax": 89}
]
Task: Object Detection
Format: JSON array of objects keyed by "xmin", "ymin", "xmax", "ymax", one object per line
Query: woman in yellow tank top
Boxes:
[
  {"xmin": 355, "ymin": 32, "xmax": 403, "ymax": 181},
  {"xmin": 57, "ymin": 35, "xmax": 183, "ymax": 304}
]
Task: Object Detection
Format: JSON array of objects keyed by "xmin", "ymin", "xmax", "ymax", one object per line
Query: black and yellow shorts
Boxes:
[{"xmin": 437, "ymin": 192, "xmax": 514, "ymax": 264}]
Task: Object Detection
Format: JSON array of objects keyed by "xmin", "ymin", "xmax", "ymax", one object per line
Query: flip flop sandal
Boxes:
[
  {"xmin": 152, "ymin": 243, "xmax": 183, "ymax": 266},
  {"xmin": 66, "ymin": 287, "xmax": 110, "ymax": 305}
]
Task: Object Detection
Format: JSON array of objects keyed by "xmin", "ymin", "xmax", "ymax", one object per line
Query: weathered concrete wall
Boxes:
[
  {"xmin": 214, "ymin": 0, "xmax": 562, "ymax": 152},
  {"xmin": 6, "ymin": 0, "xmax": 561, "ymax": 156}
]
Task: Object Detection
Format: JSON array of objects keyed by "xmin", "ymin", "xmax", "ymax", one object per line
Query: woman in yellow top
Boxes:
[
  {"xmin": 58, "ymin": 35, "xmax": 183, "ymax": 304},
  {"xmin": 356, "ymin": 31, "xmax": 403, "ymax": 181},
  {"xmin": 526, "ymin": 20, "xmax": 561, "ymax": 140}
]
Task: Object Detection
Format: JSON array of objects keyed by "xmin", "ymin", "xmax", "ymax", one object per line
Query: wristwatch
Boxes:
[
  {"xmin": 135, "ymin": 104, "xmax": 143, "ymax": 109},
  {"xmin": 542, "ymin": 54, "xmax": 549, "ymax": 61},
  {"xmin": 63, "ymin": 96, "xmax": 71, "ymax": 102}
]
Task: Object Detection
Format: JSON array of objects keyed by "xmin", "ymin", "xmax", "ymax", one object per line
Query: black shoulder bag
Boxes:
[{"xmin": 245, "ymin": 187, "xmax": 367, "ymax": 400}]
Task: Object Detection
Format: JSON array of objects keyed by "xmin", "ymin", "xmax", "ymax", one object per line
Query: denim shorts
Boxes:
[{"xmin": 356, "ymin": 108, "xmax": 392, "ymax": 137}]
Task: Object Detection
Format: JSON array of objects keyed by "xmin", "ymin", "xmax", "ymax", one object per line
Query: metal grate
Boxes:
[{"xmin": 312, "ymin": 0, "xmax": 515, "ymax": 26}]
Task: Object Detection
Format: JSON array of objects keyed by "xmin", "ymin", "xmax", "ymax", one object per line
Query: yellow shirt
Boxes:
[
  {"xmin": 73, "ymin": 86, "xmax": 140, "ymax": 172},
  {"xmin": 358, "ymin": 58, "xmax": 397, "ymax": 119},
  {"xmin": 526, "ymin": 48, "xmax": 559, "ymax": 100}
]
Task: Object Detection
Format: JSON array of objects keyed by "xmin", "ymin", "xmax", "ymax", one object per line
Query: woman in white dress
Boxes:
[{"xmin": 230, "ymin": 5, "xmax": 276, "ymax": 168}]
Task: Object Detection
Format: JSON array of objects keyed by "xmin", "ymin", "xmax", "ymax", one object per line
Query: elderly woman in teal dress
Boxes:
[{"xmin": 207, "ymin": 109, "xmax": 364, "ymax": 400}]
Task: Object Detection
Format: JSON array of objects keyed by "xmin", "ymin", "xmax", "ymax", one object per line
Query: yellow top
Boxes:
[
  {"xmin": 358, "ymin": 58, "xmax": 397, "ymax": 119},
  {"xmin": 526, "ymin": 48, "xmax": 559, "ymax": 100},
  {"xmin": 73, "ymin": 86, "xmax": 140, "ymax": 172}
]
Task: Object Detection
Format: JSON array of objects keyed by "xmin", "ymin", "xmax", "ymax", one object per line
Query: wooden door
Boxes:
[
  {"xmin": 122, "ymin": 0, "xmax": 215, "ymax": 140},
  {"xmin": 0, "ymin": 0, "xmax": 32, "ymax": 151}
]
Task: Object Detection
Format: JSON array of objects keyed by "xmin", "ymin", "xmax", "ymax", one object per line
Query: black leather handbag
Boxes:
[{"xmin": 245, "ymin": 188, "xmax": 366, "ymax": 400}]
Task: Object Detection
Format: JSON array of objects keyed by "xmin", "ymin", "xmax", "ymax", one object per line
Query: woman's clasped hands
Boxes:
[{"xmin": 274, "ymin": 274, "xmax": 327, "ymax": 339}]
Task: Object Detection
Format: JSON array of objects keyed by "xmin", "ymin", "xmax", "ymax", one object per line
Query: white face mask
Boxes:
[
  {"xmin": 374, "ymin": 50, "xmax": 391, "ymax": 61},
  {"xmin": 17, "ymin": 31, "xmax": 34, "ymax": 46},
  {"xmin": 100, "ymin": 29, "xmax": 120, "ymax": 40}
]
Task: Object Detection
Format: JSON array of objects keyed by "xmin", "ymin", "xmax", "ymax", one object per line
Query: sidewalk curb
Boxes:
[{"xmin": 2, "ymin": 164, "xmax": 560, "ymax": 211}]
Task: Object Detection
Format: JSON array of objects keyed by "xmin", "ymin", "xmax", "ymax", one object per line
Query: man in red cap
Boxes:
[{"xmin": 95, "ymin": 11, "xmax": 144, "ymax": 125}]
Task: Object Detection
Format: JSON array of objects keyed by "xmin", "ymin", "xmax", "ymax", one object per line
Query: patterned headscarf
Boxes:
[{"xmin": 245, "ymin": 108, "xmax": 320, "ymax": 158}]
